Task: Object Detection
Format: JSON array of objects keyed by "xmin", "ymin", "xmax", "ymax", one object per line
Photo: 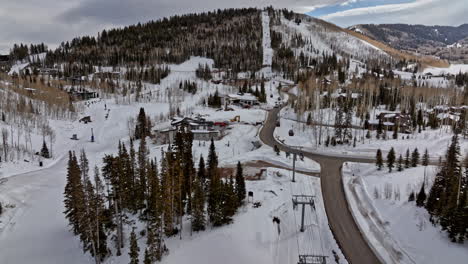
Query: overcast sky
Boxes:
[{"xmin": 0, "ymin": 0, "xmax": 466, "ymax": 54}]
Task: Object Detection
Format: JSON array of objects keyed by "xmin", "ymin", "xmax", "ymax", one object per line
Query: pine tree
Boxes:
[
  {"xmin": 135, "ymin": 107, "xmax": 149, "ymax": 139},
  {"xmin": 63, "ymin": 151, "xmax": 85, "ymax": 235},
  {"xmin": 397, "ymin": 154, "xmax": 404, "ymax": 171},
  {"xmin": 129, "ymin": 229, "xmax": 140, "ymax": 264},
  {"xmin": 376, "ymin": 149, "xmax": 383, "ymax": 170},
  {"xmin": 207, "ymin": 138, "xmax": 223, "ymax": 226},
  {"xmin": 161, "ymin": 152, "xmax": 175, "ymax": 236},
  {"xmin": 137, "ymin": 136, "xmax": 149, "ymax": 210},
  {"xmin": 221, "ymin": 175, "xmax": 238, "ymax": 224},
  {"xmin": 235, "ymin": 161, "xmax": 246, "ymax": 205},
  {"xmin": 40, "ymin": 139, "xmax": 50, "ymax": 158},
  {"xmin": 377, "ymin": 118, "xmax": 383, "ymax": 136},
  {"xmin": 92, "ymin": 166, "xmax": 109, "ymax": 261},
  {"xmin": 80, "ymin": 149, "xmax": 90, "ymax": 183},
  {"xmin": 387, "ymin": 147, "xmax": 396, "ymax": 172},
  {"xmin": 405, "ymin": 149, "xmax": 410, "ymax": 168},
  {"xmin": 422, "ymin": 149, "xmax": 429, "ymax": 166},
  {"xmin": 191, "ymin": 173, "xmax": 206, "ymax": 232},
  {"xmin": 411, "ymin": 148, "xmax": 420, "ymax": 167},
  {"xmin": 334, "ymin": 103, "xmax": 344, "ymax": 141},
  {"xmin": 426, "ymin": 135, "xmax": 465, "ymax": 241},
  {"xmin": 260, "ymin": 81, "xmax": 266, "ymax": 103},
  {"xmin": 408, "ymin": 191, "xmax": 415, "ymax": 202},
  {"xmin": 198, "ymin": 156, "xmax": 207, "ymax": 190},
  {"xmin": 416, "ymin": 183, "xmax": 426, "ymax": 207},
  {"xmin": 144, "ymin": 249, "xmax": 151, "ymax": 264}
]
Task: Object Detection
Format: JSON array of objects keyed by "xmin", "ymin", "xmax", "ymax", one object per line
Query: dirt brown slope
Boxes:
[{"xmin": 344, "ymin": 29, "xmax": 449, "ymax": 68}]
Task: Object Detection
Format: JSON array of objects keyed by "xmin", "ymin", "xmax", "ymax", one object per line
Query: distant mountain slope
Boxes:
[
  {"xmin": 276, "ymin": 11, "xmax": 448, "ymax": 69},
  {"xmin": 350, "ymin": 23, "xmax": 468, "ymax": 63}
]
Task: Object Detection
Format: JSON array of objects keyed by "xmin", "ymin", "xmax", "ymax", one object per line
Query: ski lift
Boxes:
[{"xmin": 289, "ymin": 129, "xmax": 294, "ymax": 136}]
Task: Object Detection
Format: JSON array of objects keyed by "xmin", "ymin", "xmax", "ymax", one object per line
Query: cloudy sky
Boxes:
[{"xmin": 0, "ymin": 0, "xmax": 466, "ymax": 54}]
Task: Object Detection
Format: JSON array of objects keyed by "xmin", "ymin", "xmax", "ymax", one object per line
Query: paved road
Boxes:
[{"xmin": 259, "ymin": 106, "xmax": 382, "ymax": 264}]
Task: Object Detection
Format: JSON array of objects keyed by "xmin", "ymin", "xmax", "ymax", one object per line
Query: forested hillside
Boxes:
[{"xmin": 42, "ymin": 8, "xmax": 263, "ymax": 75}]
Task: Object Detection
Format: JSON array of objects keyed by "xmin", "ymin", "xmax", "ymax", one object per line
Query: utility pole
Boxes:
[
  {"xmin": 292, "ymin": 152, "xmax": 297, "ymax": 182},
  {"xmin": 292, "ymin": 195, "xmax": 315, "ymax": 232}
]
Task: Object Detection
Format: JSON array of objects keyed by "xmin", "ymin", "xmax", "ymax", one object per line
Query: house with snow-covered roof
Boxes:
[{"xmin": 222, "ymin": 93, "xmax": 259, "ymax": 108}]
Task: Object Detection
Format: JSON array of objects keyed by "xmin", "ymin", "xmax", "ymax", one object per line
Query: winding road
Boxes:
[{"xmin": 259, "ymin": 106, "xmax": 382, "ymax": 264}]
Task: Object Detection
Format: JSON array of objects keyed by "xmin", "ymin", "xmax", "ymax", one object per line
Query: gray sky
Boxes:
[{"xmin": 0, "ymin": 0, "xmax": 466, "ymax": 54}]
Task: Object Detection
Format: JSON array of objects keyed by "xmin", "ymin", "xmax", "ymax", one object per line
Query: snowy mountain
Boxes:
[{"xmin": 350, "ymin": 23, "xmax": 468, "ymax": 63}]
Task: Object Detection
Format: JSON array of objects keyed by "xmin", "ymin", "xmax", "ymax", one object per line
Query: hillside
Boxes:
[
  {"xmin": 350, "ymin": 23, "xmax": 468, "ymax": 63},
  {"xmin": 6, "ymin": 8, "xmax": 451, "ymax": 78}
]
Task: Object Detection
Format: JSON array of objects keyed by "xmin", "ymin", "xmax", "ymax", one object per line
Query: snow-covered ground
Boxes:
[
  {"xmin": 260, "ymin": 10, "xmax": 273, "ymax": 79},
  {"xmin": 423, "ymin": 64, "xmax": 468, "ymax": 75},
  {"xmin": 394, "ymin": 70, "xmax": 452, "ymax": 88},
  {"xmin": 96, "ymin": 167, "xmax": 344, "ymax": 264},
  {"xmin": 275, "ymin": 106, "xmax": 468, "ymax": 159},
  {"xmin": 343, "ymin": 162, "xmax": 468, "ymax": 264},
  {"xmin": 159, "ymin": 168, "xmax": 344, "ymax": 264},
  {"xmin": 0, "ymin": 55, "xmax": 335, "ymax": 263},
  {"xmin": 272, "ymin": 13, "xmax": 387, "ymax": 65}
]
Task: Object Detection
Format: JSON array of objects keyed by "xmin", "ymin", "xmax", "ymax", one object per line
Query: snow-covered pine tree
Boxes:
[
  {"xmin": 129, "ymin": 229, "xmax": 140, "ymax": 264},
  {"xmin": 219, "ymin": 175, "xmax": 237, "ymax": 225}
]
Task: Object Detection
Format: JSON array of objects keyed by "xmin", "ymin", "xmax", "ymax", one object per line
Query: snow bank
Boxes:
[
  {"xmin": 343, "ymin": 162, "xmax": 468, "ymax": 264},
  {"xmin": 342, "ymin": 163, "xmax": 415, "ymax": 264}
]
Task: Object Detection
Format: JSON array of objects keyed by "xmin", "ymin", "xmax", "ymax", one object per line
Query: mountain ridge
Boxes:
[{"xmin": 349, "ymin": 23, "xmax": 468, "ymax": 63}]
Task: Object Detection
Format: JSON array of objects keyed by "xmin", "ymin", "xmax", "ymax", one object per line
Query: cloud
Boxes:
[
  {"xmin": 58, "ymin": 0, "xmax": 340, "ymax": 24},
  {"xmin": 0, "ymin": 0, "xmax": 466, "ymax": 54},
  {"xmin": 321, "ymin": 0, "xmax": 468, "ymax": 26},
  {"xmin": 0, "ymin": 0, "xmax": 341, "ymax": 53}
]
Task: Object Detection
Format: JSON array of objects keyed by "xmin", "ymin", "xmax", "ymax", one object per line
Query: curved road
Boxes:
[{"xmin": 259, "ymin": 106, "xmax": 381, "ymax": 264}]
